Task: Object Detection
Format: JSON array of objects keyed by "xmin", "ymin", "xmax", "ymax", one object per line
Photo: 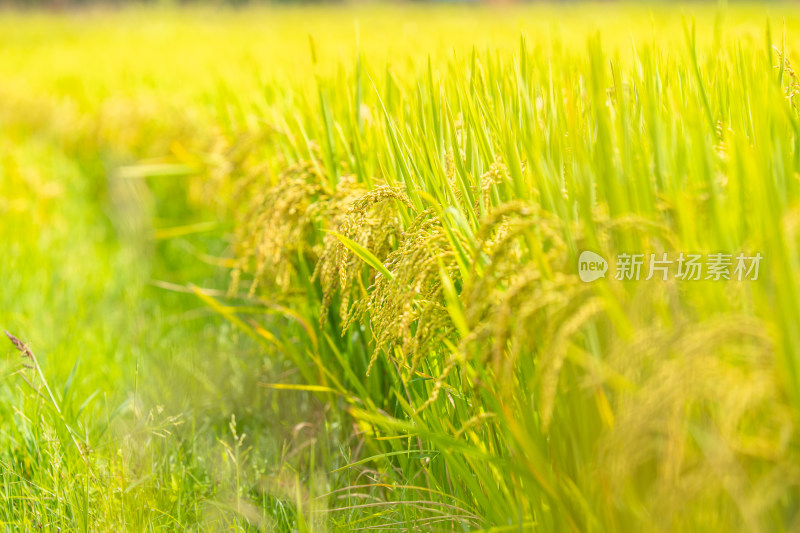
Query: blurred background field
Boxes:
[{"xmin": 3, "ymin": 3, "xmax": 800, "ymax": 531}]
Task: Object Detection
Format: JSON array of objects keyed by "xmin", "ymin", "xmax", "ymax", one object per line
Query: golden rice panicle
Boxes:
[
  {"xmin": 230, "ymin": 161, "xmax": 330, "ymax": 296},
  {"xmin": 355, "ymin": 209, "xmax": 463, "ymax": 377},
  {"xmin": 462, "ymin": 200, "xmax": 572, "ymax": 344},
  {"xmin": 774, "ymin": 45, "xmax": 800, "ymax": 107},
  {"xmin": 311, "ymin": 174, "xmax": 370, "ymax": 322},
  {"xmin": 200, "ymin": 124, "xmax": 274, "ymax": 213},
  {"xmin": 599, "ymin": 317, "xmax": 794, "ymax": 531},
  {"xmin": 445, "ymin": 151, "xmax": 508, "ymax": 217},
  {"xmin": 315, "ymin": 185, "xmax": 411, "ymax": 327}
]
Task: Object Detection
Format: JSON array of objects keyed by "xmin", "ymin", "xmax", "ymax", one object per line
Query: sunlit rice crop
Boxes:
[
  {"xmin": 3, "ymin": 4, "xmax": 800, "ymax": 531},
  {"xmin": 227, "ymin": 9, "xmax": 800, "ymax": 531}
]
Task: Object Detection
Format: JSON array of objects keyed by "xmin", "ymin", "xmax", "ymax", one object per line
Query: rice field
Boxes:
[{"xmin": 3, "ymin": 3, "xmax": 800, "ymax": 531}]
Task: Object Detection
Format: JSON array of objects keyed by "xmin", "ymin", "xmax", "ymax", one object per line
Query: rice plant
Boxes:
[
  {"xmin": 228, "ymin": 9, "xmax": 800, "ymax": 532},
  {"xmin": 2, "ymin": 4, "xmax": 800, "ymax": 531}
]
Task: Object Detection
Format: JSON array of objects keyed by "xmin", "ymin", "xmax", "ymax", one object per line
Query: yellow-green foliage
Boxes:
[
  {"xmin": 225, "ymin": 7, "xmax": 800, "ymax": 532},
  {"xmin": 4, "ymin": 4, "xmax": 800, "ymax": 532}
]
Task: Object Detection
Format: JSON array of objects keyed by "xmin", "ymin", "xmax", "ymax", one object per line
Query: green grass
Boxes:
[
  {"xmin": 3, "ymin": 3, "xmax": 800, "ymax": 531},
  {"xmin": 0, "ymin": 50, "xmax": 329, "ymax": 530}
]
